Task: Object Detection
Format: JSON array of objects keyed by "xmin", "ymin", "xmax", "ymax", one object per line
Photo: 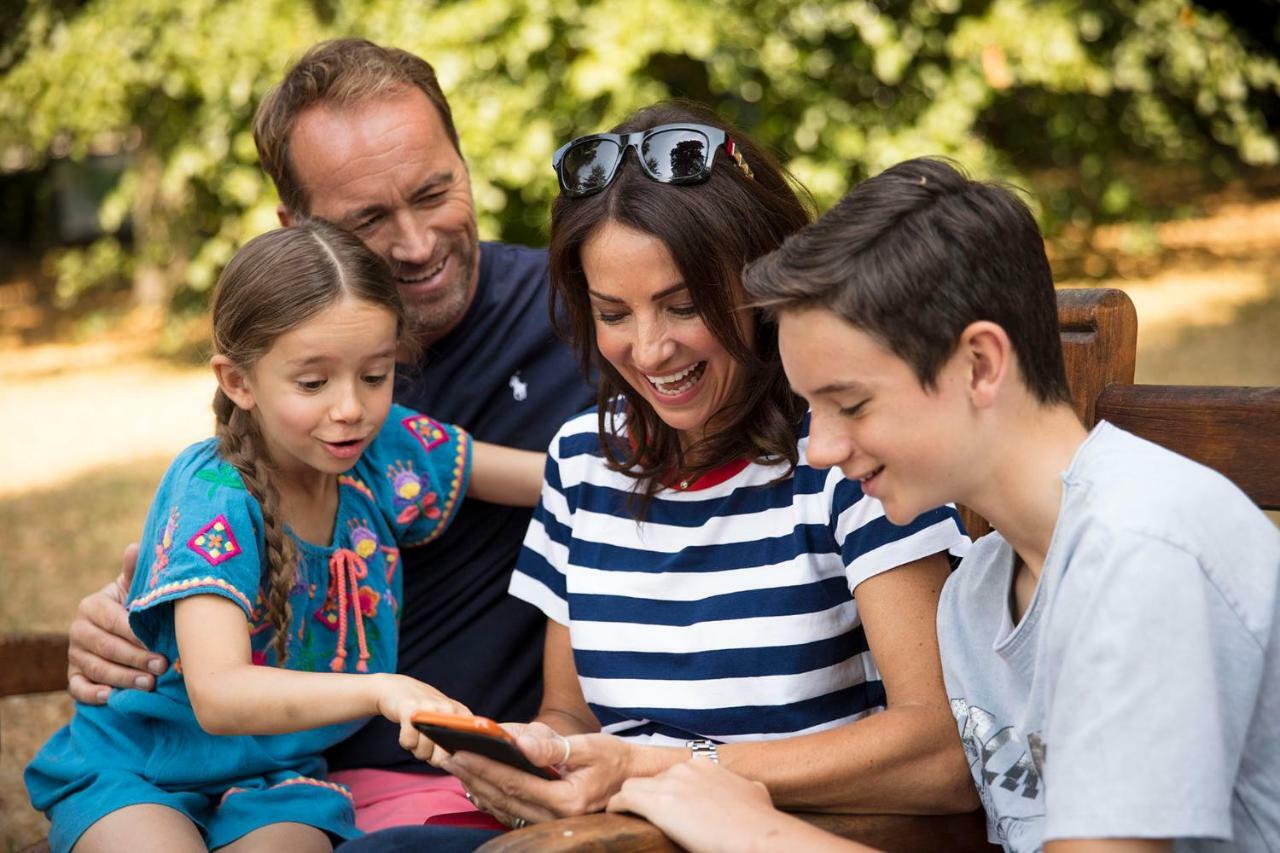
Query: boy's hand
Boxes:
[
  {"xmin": 67, "ymin": 543, "xmax": 169, "ymax": 703},
  {"xmin": 374, "ymin": 674, "xmax": 471, "ymax": 764}
]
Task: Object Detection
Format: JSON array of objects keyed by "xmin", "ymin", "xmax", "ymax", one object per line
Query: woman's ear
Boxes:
[
  {"xmin": 959, "ymin": 320, "xmax": 1012, "ymax": 408},
  {"xmin": 211, "ymin": 355, "xmax": 255, "ymax": 411}
]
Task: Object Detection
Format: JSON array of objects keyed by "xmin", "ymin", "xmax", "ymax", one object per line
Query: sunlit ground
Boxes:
[{"xmin": 2, "ymin": 217, "xmax": 1278, "ymax": 848}]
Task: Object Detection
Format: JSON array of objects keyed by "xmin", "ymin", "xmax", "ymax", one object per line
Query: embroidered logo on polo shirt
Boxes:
[
  {"xmin": 187, "ymin": 515, "xmax": 242, "ymax": 565},
  {"xmin": 508, "ymin": 372, "xmax": 528, "ymax": 402}
]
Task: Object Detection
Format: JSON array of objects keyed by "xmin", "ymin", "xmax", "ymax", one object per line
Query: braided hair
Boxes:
[{"xmin": 210, "ymin": 220, "xmax": 408, "ymax": 663}]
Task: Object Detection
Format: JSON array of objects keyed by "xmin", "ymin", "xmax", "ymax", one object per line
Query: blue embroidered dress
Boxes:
[{"xmin": 26, "ymin": 405, "xmax": 469, "ymax": 852}]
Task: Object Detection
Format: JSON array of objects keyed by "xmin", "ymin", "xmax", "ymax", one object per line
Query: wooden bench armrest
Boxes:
[
  {"xmin": 0, "ymin": 633, "xmax": 70, "ymax": 698},
  {"xmin": 1097, "ymin": 384, "xmax": 1280, "ymax": 510},
  {"xmin": 477, "ymin": 809, "xmax": 993, "ymax": 852}
]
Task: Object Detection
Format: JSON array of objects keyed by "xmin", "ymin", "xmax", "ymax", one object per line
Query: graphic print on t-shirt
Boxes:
[{"xmin": 952, "ymin": 697, "xmax": 1046, "ymax": 851}]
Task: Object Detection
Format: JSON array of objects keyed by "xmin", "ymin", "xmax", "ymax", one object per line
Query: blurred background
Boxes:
[{"xmin": 1, "ymin": 0, "xmax": 1278, "ymax": 846}]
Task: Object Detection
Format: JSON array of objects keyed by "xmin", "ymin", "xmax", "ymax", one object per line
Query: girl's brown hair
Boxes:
[
  {"xmin": 211, "ymin": 220, "xmax": 408, "ymax": 663},
  {"xmin": 548, "ymin": 101, "xmax": 813, "ymax": 517}
]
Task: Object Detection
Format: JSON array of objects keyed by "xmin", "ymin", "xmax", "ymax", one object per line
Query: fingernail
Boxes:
[
  {"xmin": 134, "ymin": 675, "xmax": 152, "ymax": 689},
  {"xmin": 147, "ymin": 658, "xmax": 166, "ymax": 674},
  {"xmin": 97, "ymin": 690, "xmax": 110, "ymax": 703}
]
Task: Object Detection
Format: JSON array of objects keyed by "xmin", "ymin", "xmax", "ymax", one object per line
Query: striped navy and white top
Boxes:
[{"xmin": 509, "ymin": 407, "xmax": 970, "ymax": 746}]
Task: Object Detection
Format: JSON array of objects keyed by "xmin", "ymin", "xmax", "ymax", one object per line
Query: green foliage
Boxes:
[{"xmin": 2, "ymin": 0, "xmax": 1277, "ymax": 313}]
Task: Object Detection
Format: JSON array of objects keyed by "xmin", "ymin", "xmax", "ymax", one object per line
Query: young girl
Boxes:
[{"xmin": 26, "ymin": 222, "xmax": 543, "ymax": 852}]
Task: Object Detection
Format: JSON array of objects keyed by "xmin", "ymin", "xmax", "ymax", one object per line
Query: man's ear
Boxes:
[
  {"xmin": 212, "ymin": 355, "xmax": 255, "ymax": 412},
  {"xmin": 959, "ymin": 320, "xmax": 1012, "ymax": 408},
  {"xmin": 277, "ymin": 204, "xmax": 295, "ymax": 227}
]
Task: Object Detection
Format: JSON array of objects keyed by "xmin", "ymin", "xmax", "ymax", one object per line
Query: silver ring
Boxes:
[
  {"xmin": 463, "ymin": 790, "xmax": 475, "ymax": 805},
  {"xmin": 557, "ymin": 734, "xmax": 572, "ymax": 766},
  {"xmin": 512, "ymin": 816, "xmax": 529, "ymax": 830}
]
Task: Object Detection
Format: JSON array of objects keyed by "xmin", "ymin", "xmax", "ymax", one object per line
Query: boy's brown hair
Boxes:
[
  {"xmin": 745, "ymin": 157, "xmax": 1072, "ymax": 406},
  {"xmin": 253, "ymin": 38, "xmax": 460, "ymax": 215}
]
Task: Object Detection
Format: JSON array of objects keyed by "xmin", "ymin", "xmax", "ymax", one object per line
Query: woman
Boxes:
[{"xmin": 426, "ymin": 101, "xmax": 975, "ymax": 834}]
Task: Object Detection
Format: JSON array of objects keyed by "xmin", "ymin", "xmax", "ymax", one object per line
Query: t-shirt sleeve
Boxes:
[
  {"xmin": 831, "ymin": 471, "xmax": 970, "ymax": 593},
  {"xmin": 507, "ymin": 435, "xmax": 571, "ymax": 626},
  {"xmin": 127, "ymin": 463, "xmax": 264, "ymax": 651},
  {"xmin": 1042, "ymin": 527, "xmax": 1261, "ymax": 843},
  {"xmin": 369, "ymin": 407, "xmax": 471, "ymax": 548}
]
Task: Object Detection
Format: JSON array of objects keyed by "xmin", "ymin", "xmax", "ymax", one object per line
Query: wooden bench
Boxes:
[{"xmin": 5, "ymin": 288, "xmax": 1277, "ymax": 852}]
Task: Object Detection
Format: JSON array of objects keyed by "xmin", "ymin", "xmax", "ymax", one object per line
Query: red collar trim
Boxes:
[{"xmin": 660, "ymin": 457, "xmax": 752, "ymax": 492}]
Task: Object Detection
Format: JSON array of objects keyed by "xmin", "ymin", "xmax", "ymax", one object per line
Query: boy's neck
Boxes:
[{"xmin": 965, "ymin": 401, "xmax": 1090, "ymax": 584}]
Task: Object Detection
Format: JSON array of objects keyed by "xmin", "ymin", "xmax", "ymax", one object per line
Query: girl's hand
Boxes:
[
  {"xmin": 372, "ymin": 673, "xmax": 471, "ymax": 764},
  {"xmin": 444, "ymin": 723, "xmax": 636, "ymax": 827}
]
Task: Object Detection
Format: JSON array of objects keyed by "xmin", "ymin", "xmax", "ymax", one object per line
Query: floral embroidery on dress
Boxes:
[
  {"xmin": 193, "ymin": 463, "xmax": 247, "ymax": 498},
  {"xmin": 187, "ymin": 515, "xmax": 242, "ymax": 565},
  {"xmin": 402, "ymin": 413, "xmax": 448, "ymax": 453},
  {"xmin": 149, "ymin": 507, "xmax": 181, "ymax": 588},
  {"xmin": 338, "ymin": 474, "xmax": 375, "ymax": 502},
  {"xmin": 386, "ymin": 461, "xmax": 444, "ymax": 525},
  {"xmin": 347, "ymin": 518, "xmax": 380, "ymax": 560}
]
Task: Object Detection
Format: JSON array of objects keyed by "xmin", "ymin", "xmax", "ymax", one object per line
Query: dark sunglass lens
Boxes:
[
  {"xmin": 562, "ymin": 138, "xmax": 620, "ymax": 194},
  {"xmin": 641, "ymin": 130, "xmax": 711, "ymax": 182}
]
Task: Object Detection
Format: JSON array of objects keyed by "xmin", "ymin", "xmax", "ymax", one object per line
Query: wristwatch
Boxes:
[{"xmin": 685, "ymin": 738, "xmax": 720, "ymax": 763}]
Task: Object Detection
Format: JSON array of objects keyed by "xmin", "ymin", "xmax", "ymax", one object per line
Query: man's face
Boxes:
[
  {"xmin": 287, "ymin": 87, "xmax": 480, "ymax": 343},
  {"xmin": 779, "ymin": 306, "xmax": 977, "ymax": 525}
]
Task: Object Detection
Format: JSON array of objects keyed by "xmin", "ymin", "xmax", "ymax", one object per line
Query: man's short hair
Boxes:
[
  {"xmin": 744, "ymin": 157, "xmax": 1072, "ymax": 405},
  {"xmin": 253, "ymin": 38, "xmax": 461, "ymax": 214}
]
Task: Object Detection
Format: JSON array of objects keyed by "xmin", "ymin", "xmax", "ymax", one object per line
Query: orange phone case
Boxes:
[{"xmin": 410, "ymin": 712, "xmax": 560, "ymax": 780}]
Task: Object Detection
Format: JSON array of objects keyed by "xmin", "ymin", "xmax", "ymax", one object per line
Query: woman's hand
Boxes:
[
  {"xmin": 372, "ymin": 673, "xmax": 471, "ymax": 764},
  {"xmin": 608, "ymin": 760, "xmax": 866, "ymax": 853},
  {"xmin": 443, "ymin": 722, "xmax": 638, "ymax": 828}
]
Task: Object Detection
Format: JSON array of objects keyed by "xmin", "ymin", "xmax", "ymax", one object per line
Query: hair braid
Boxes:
[{"xmin": 213, "ymin": 388, "xmax": 296, "ymax": 664}]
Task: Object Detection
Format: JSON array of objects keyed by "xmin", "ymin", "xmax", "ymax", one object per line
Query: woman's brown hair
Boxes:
[
  {"xmin": 211, "ymin": 220, "xmax": 408, "ymax": 663},
  {"xmin": 548, "ymin": 101, "xmax": 813, "ymax": 517}
]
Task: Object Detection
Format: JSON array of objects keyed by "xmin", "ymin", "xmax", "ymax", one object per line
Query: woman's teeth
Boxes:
[{"xmin": 646, "ymin": 362, "xmax": 706, "ymax": 396}]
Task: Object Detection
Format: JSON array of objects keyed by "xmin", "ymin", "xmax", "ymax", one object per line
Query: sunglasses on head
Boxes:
[{"xmin": 552, "ymin": 123, "xmax": 754, "ymax": 198}]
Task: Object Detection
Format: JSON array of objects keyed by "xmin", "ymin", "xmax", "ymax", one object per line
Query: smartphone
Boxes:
[{"xmin": 411, "ymin": 711, "xmax": 560, "ymax": 780}]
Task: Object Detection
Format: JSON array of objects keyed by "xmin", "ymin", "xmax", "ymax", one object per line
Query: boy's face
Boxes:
[{"xmin": 778, "ymin": 306, "xmax": 975, "ymax": 525}]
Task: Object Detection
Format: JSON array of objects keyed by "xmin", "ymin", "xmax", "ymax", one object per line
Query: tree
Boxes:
[{"xmin": 2, "ymin": 0, "xmax": 1276, "ymax": 318}]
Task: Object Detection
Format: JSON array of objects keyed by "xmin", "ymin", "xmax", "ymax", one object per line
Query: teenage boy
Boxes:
[{"xmin": 607, "ymin": 157, "xmax": 1280, "ymax": 853}]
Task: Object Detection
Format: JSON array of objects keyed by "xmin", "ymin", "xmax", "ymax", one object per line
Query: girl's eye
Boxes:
[
  {"xmin": 297, "ymin": 379, "xmax": 326, "ymax": 392},
  {"xmin": 596, "ymin": 311, "xmax": 627, "ymax": 325},
  {"xmin": 363, "ymin": 373, "xmax": 389, "ymax": 386},
  {"xmin": 670, "ymin": 303, "xmax": 699, "ymax": 318},
  {"xmin": 839, "ymin": 400, "xmax": 869, "ymax": 417}
]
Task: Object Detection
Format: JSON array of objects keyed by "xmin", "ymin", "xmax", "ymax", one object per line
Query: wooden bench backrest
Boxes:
[{"xmin": 960, "ymin": 287, "xmax": 1280, "ymax": 538}]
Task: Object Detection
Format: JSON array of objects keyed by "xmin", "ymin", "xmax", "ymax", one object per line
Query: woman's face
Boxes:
[{"xmin": 581, "ymin": 220, "xmax": 751, "ymax": 446}]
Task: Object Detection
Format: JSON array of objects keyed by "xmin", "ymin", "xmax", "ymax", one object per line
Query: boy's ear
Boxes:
[
  {"xmin": 959, "ymin": 320, "xmax": 1012, "ymax": 408},
  {"xmin": 211, "ymin": 355, "xmax": 255, "ymax": 411}
]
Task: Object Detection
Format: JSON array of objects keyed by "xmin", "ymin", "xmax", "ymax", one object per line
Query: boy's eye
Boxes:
[
  {"xmin": 297, "ymin": 379, "xmax": 326, "ymax": 392},
  {"xmin": 839, "ymin": 400, "xmax": 869, "ymax": 417}
]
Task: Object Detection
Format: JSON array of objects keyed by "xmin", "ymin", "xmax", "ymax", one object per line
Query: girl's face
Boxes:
[
  {"xmin": 582, "ymin": 220, "xmax": 751, "ymax": 447},
  {"xmin": 222, "ymin": 296, "xmax": 399, "ymax": 486}
]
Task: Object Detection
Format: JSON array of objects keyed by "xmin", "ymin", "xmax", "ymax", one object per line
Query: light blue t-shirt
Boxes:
[{"xmin": 937, "ymin": 421, "xmax": 1280, "ymax": 852}]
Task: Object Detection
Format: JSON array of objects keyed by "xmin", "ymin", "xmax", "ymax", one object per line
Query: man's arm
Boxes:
[{"xmin": 67, "ymin": 543, "xmax": 168, "ymax": 704}]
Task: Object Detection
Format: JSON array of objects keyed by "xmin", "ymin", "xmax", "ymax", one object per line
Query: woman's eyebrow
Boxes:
[{"xmin": 587, "ymin": 283, "xmax": 688, "ymax": 303}]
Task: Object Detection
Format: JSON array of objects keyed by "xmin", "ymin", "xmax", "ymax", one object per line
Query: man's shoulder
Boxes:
[{"xmin": 479, "ymin": 241, "xmax": 548, "ymax": 292}]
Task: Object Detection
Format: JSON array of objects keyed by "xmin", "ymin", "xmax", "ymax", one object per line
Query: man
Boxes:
[{"xmin": 64, "ymin": 38, "xmax": 595, "ymax": 831}]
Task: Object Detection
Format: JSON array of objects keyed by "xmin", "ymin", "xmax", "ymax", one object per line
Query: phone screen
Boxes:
[{"xmin": 414, "ymin": 721, "xmax": 560, "ymax": 780}]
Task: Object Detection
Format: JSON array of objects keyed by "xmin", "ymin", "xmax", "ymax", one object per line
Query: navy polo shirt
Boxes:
[{"xmin": 325, "ymin": 242, "xmax": 595, "ymax": 774}]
